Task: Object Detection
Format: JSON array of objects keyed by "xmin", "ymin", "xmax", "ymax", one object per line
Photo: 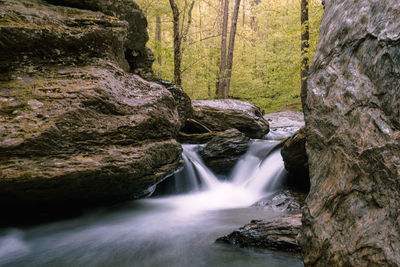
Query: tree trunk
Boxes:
[
  {"xmin": 217, "ymin": 0, "xmax": 229, "ymax": 98},
  {"xmin": 223, "ymin": 0, "xmax": 241, "ymax": 97},
  {"xmin": 169, "ymin": 0, "xmax": 182, "ymax": 87},
  {"xmin": 300, "ymin": 0, "xmax": 309, "ymax": 110},
  {"xmin": 155, "ymin": 16, "xmax": 162, "ymax": 79}
]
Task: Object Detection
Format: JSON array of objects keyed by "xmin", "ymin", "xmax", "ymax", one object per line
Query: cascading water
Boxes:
[{"xmin": 0, "ymin": 140, "xmax": 303, "ymax": 267}]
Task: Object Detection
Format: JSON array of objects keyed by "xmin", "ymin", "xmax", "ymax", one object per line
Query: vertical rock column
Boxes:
[{"xmin": 301, "ymin": 0, "xmax": 400, "ymax": 266}]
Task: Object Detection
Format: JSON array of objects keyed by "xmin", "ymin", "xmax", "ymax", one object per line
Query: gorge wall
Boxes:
[
  {"xmin": 0, "ymin": 0, "xmax": 190, "ymax": 220},
  {"xmin": 301, "ymin": 0, "xmax": 400, "ymax": 266}
]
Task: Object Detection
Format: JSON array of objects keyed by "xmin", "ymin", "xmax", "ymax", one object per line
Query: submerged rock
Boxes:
[
  {"xmin": 192, "ymin": 100, "xmax": 269, "ymax": 139},
  {"xmin": 0, "ymin": 0, "xmax": 186, "ymax": 221},
  {"xmin": 217, "ymin": 214, "xmax": 302, "ymax": 253},
  {"xmin": 281, "ymin": 127, "xmax": 309, "ymax": 191},
  {"xmin": 301, "ymin": 1, "xmax": 400, "ymax": 266},
  {"xmin": 199, "ymin": 129, "xmax": 250, "ymax": 174}
]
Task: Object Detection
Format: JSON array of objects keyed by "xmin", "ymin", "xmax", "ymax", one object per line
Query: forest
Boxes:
[
  {"xmin": 137, "ymin": 0, "xmax": 324, "ymax": 112},
  {"xmin": 0, "ymin": 0, "xmax": 398, "ymax": 266}
]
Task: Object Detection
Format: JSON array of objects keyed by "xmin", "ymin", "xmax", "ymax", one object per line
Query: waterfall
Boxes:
[{"xmin": 154, "ymin": 140, "xmax": 288, "ymax": 210}]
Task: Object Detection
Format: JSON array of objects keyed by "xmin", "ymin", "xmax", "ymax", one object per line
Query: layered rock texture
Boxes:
[
  {"xmin": 301, "ymin": 1, "xmax": 400, "ymax": 266},
  {"xmin": 0, "ymin": 0, "xmax": 189, "ymax": 219},
  {"xmin": 192, "ymin": 100, "xmax": 269, "ymax": 139}
]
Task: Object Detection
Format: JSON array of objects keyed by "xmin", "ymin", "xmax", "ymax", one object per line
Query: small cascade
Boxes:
[
  {"xmin": 240, "ymin": 150, "xmax": 287, "ymax": 192},
  {"xmin": 182, "ymin": 145, "xmax": 219, "ymax": 188},
  {"xmin": 155, "ymin": 139, "xmax": 288, "ymax": 207}
]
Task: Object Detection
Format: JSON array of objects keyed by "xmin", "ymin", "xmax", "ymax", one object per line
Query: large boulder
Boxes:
[
  {"xmin": 44, "ymin": 0, "xmax": 154, "ymax": 78},
  {"xmin": 192, "ymin": 100, "xmax": 269, "ymax": 139},
  {"xmin": 0, "ymin": 0, "xmax": 185, "ymax": 221},
  {"xmin": 199, "ymin": 128, "xmax": 250, "ymax": 174},
  {"xmin": 301, "ymin": 1, "xmax": 400, "ymax": 266},
  {"xmin": 281, "ymin": 127, "xmax": 309, "ymax": 191}
]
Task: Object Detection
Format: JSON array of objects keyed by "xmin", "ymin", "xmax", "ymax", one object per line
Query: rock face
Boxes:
[
  {"xmin": 281, "ymin": 127, "xmax": 309, "ymax": 191},
  {"xmin": 217, "ymin": 214, "xmax": 302, "ymax": 253},
  {"xmin": 301, "ymin": 1, "xmax": 400, "ymax": 266},
  {"xmin": 199, "ymin": 128, "xmax": 250, "ymax": 174},
  {"xmin": 0, "ymin": 0, "xmax": 187, "ymax": 220},
  {"xmin": 192, "ymin": 100, "xmax": 269, "ymax": 139}
]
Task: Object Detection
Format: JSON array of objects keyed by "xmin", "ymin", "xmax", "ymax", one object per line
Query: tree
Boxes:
[
  {"xmin": 217, "ymin": 0, "xmax": 241, "ymax": 99},
  {"xmin": 300, "ymin": 0, "xmax": 309, "ymax": 109},
  {"xmin": 217, "ymin": 0, "xmax": 229, "ymax": 98},
  {"xmin": 169, "ymin": 0, "xmax": 182, "ymax": 86},
  {"xmin": 224, "ymin": 0, "xmax": 241, "ymax": 95},
  {"xmin": 168, "ymin": 0, "xmax": 196, "ymax": 87}
]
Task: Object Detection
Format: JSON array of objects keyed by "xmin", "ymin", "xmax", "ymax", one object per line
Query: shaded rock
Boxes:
[
  {"xmin": 192, "ymin": 100, "xmax": 269, "ymax": 139},
  {"xmin": 263, "ymin": 111, "xmax": 305, "ymax": 140},
  {"xmin": 217, "ymin": 214, "xmax": 302, "ymax": 253},
  {"xmin": 177, "ymin": 118, "xmax": 215, "ymax": 144},
  {"xmin": 180, "ymin": 118, "xmax": 212, "ymax": 134},
  {"xmin": 177, "ymin": 131, "xmax": 220, "ymax": 144},
  {"xmin": 199, "ymin": 129, "xmax": 250, "ymax": 174},
  {"xmin": 301, "ymin": 1, "xmax": 400, "ymax": 266},
  {"xmin": 281, "ymin": 127, "xmax": 309, "ymax": 191},
  {"xmin": 156, "ymin": 80, "xmax": 193, "ymax": 125},
  {"xmin": 253, "ymin": 190, "xmax": 306, "ymax": 214},
  {"xmin": 44, "ymin": 0, "xmax": 154, "ymax": 78},
  {"xmin": 0, "ymin": 0, "xmax": 184, "ymax": 222}
]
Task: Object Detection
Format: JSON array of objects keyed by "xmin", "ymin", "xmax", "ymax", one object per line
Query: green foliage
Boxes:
[{"xmin": 136, "ymin": 0, "xmax": 323, "ymax": 113}]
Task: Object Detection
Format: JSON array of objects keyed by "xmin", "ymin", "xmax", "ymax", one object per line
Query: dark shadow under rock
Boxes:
[
  {"xmin": 216, "ymin": 214, "xmax": 302, "ymax": 253},
  {"xmin": 281, "ymin": 127, "xmax": 309, "ymax": 191},
  {"xmin": 199, "ymin": 129, "xmax": 250, "ymax": 174}
]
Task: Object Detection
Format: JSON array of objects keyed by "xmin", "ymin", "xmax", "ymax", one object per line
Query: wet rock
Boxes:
[
  {"xmin": 253, "ymin": 190, "xmax": 306, "ymax": 214},
  {"xmin": 199, "ymin": 129, "xmax": 250, "ymax": 174},
  {"xmin": 0, "ymin": 0, "xmax": 184, "ymax": 221},
  {"xmin": 263, "ymin": 111, "xmax": 305, "ymax": 140},
  {"xmin": 301, "ymin": 1, "xmax": 400, "ymax": 266},
  {"xmin": 217, "ymin": 214, "xmax": 302, "ymax": 253},
  {"xmin": 192, "ymin": 100, "xmax": 269, "ymax": 139},
  {"xmin": 281, "ymin": 127, "xmax": 309, "ymax": 191}
]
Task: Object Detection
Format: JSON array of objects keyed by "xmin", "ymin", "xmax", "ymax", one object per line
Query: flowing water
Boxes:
[{"xmin": 0, "ymin": 140, "xmax": 303, "ymax": 267}]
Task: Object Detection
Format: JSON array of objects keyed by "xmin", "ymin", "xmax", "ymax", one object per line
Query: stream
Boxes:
[{"xmin": 0, "ymin": 137, "xmax": 304, "ymax": 267}]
